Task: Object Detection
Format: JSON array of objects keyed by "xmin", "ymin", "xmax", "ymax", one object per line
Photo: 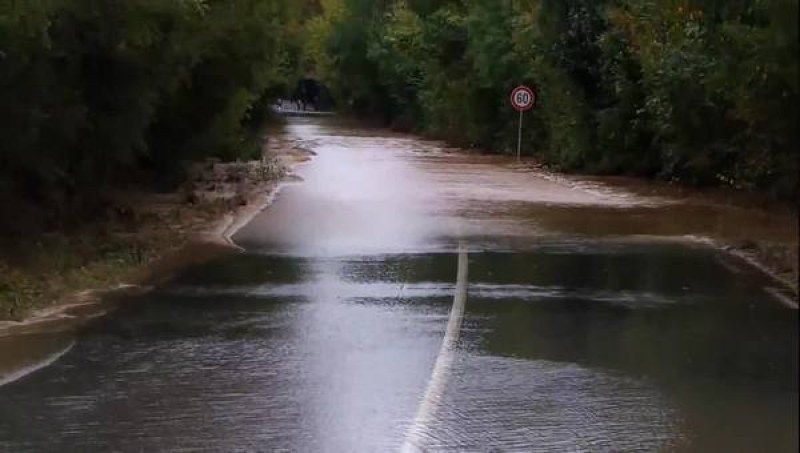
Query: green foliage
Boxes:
[
  {"xmin": 308, "ymin": 0, "xmax": 797, "ymax": 199},
  {"xmin": 368, "ymin": 1, "xmax": 425, "ymax": 128},
  {"xmin": 2, "ymin": 0, "xmax": 796, "ymax": 220},
  {"xmin": 0, "ymin": 0, "xmax": 310, "ymax": 232}
]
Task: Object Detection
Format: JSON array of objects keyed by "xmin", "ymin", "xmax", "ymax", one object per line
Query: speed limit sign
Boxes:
[
  {"xmin": 510, "ymin": 85, "xmax": 535, "ymax": 161},
  {"xmin": 511, "ymin": 85, "xmax": 535, "ymax": 111}
]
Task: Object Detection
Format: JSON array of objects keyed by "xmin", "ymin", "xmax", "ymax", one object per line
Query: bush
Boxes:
[
  {"xmin": 308, "ymin": 0, "xmax": 797, "ymax": 199},
  {"xmin": 0, "ymin": 0, "xmax": 310, "ymax": 233}
]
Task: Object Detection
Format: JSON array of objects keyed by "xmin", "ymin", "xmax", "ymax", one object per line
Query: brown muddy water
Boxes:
[{"xmin": 0, "ymin": 118, "xmax": 797, "ymax": 452}]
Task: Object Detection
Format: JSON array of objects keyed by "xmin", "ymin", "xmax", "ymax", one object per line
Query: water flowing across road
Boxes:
[{"xmin": 0, "ymin": 118, "xmax": 797, "ymax": 451}]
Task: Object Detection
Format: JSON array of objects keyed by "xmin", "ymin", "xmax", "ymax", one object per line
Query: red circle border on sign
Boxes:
[{"xmin": 511, "ymin": 85, "xmax": 535, "ymax": 112}]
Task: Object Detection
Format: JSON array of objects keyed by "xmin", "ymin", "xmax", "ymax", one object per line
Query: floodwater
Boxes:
[{"xmin": 0, "ymin": 118, "xmax": 797, "ymax": 451}]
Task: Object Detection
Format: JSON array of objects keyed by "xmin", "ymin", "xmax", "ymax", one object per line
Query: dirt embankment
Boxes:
[{"xmin": 0, "ymin": 134, "xmax": 313, "ymax": 333}]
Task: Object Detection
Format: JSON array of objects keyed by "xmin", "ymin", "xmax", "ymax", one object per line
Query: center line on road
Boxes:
[{"xmin": 401, "ymin": 244, "xmax": 469, "ymax": 452}]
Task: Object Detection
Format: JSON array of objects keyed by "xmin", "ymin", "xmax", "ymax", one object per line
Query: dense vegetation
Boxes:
[
  {"xmin": 2, "ymin": 0, "xmax": 797, "ymax": 238},
  {"xmin": 307, "ymin": 0, "xmax": 798, "ymax": 199},
  {"xmin": 0, "ymin": 0, "xmax": 316, "ymax": 235}
]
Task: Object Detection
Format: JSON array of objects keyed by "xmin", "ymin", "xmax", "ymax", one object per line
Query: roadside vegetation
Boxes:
[
  {"xmin": 307, "ymin": 0, "xmax": 798, "ymax": 200},
  {"xmin": 0, "ymin": 0, "xmax": 315, "ymax": 318},
  {"xmin": 0, "ymin": 0, "xmax": 316, "ymax": 235}
]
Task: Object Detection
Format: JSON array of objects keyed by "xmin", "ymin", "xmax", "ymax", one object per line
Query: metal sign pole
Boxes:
[{"xmin": 517, "ymin": 109, "xmax": 523, "ymax": 162}]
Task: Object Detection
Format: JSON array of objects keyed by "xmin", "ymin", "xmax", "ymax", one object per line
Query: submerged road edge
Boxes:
[
  {"xmin": 0, "ymin": 340, "xmax": 76, "ymax": 387},
  {"xmin": 401, "ymin": 245, "xmax": 469, "ymax": 452}
]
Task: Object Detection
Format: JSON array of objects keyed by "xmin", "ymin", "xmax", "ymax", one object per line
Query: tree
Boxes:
[{"xmin": 0, "ymin": 0, "xmax": 313, "ymax": 233}]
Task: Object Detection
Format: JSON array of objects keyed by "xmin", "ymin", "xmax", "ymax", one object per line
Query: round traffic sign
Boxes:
[{"xmin": 511, "ymin": 85, "xmax": 535, "ymax": 111}]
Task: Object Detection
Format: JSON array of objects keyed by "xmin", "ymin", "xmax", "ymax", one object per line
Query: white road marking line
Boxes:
[
  {"xmin": 765, "ymin": 286, "xmax": 799, "ymax": 309},
  {"xmin": 401, "ymin": 245, "xmax": 469, "ymax": 453}
]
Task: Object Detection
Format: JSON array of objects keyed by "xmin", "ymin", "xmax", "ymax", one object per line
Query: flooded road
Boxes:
[{"xmin": 1, "ymin": 118, "xmax": 797, "ymax": 451}]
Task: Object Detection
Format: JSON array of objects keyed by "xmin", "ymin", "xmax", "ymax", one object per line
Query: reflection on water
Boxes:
[
  {"xmin": 423, "ymin": 246, "xmax": 798, "ymax": 451},
  {"xmin": 0, "ymin": 118, "xmax": 796, "ymax": 451},
  {"xmin": 0, "ymin": 253, "xmax": 453, "ymax": 452},
  {"xmin": 425, "ymin": 356, "xmax": 680, "ymax": 451}
]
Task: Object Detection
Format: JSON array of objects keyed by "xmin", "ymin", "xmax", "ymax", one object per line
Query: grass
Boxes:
[{"xmin": 0, "ymin": 234, "xmax": 162, "ymax": 320}]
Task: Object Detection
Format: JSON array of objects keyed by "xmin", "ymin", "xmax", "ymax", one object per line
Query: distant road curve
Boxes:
[{"xmin": 270, "ymin": 106, "xmax": 335, "ymax": 117}]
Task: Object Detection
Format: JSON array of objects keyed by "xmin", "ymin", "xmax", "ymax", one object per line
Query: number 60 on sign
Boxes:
[{"xmin": 511, "ymin": 85, "xmax": 535, "ymax": 111}]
